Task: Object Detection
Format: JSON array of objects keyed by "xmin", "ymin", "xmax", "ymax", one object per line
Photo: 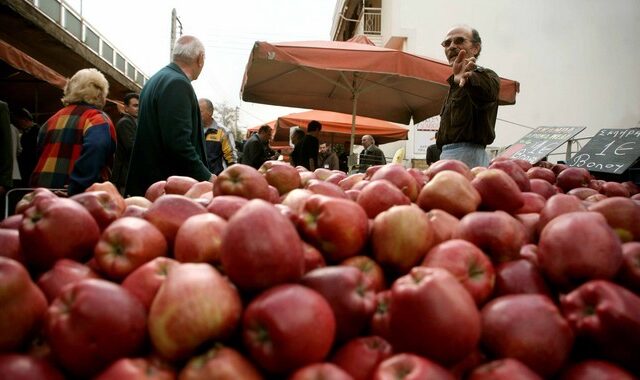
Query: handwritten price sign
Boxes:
[
  {"xmin": 500, "ymin": 126, "xmax": 585, "ymax": 164},
  {"xmin": 568, "ymin": 128, "xmax": 640, "ymax": 174}
]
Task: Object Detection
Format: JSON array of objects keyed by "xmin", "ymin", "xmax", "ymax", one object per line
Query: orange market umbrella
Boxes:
[{"xmin": 240, "ymin": 36, "xmax": 519, "ymax": 153}]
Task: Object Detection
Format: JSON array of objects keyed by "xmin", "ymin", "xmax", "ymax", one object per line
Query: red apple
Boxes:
[
  {"xmin": 418, "ymin": 170, "xmax": 481, "ymax": 217},
  {"xmin": 0, "ymin": 354, "xmax": 65, "ymax": 380},
  {"xmin": 331, "ymin": 335, "xmax": 393, "ymax": 380},
  {"xmin": 143, "ymin": 194, "xmax": 207, "ymax": 248},
  {"xmin": 481, "ymin": 294, "xmax": 574, "ymax": 377},
  {"xmin": 471, "ymin": 168, "xmax": 524, "ymax": 214},
  {"xmin": 370, "ymin": 290, "xmax": 392, "ymax": 341},
  {"xmin": 516, "ymin": 212, "xmax": 540, "ymax": 244},
  {"xmin": 258, "ymin": 160, "xmax": 301, "ymax": 195},
  {"xmin": 0, "ymin": 228, "xmax": 23, "ymax": 263},
  {"xmin": 302, "ymin": 241, "xmax": 326, "ymax": 273},
  {"xmin": 148, "ymin": 263, "xmax": 242, "ymax": 361},
  {"xmin": 372, "ymin": 353, "xmax": 455, "ymax": 380},
  {"xmin": 527, "ymin": 166, "xmax": 556, "ymax": 183},
  {"xmin": 145, "ymin": 180, "xmax": 166, "ymax": 202},
  {"xmin": 306, "ymin": 179, "xmax": 348, "ymax": 199},
  {"xmin": 370, "ymin": 163, "xmax": 420, "ymax": 201},
  {"xmin": 558, "ymin": 359, "xmax": 636, "ymax": 380},
  {"xmin": 45, "ymin": 279, "xmax": 147, "ymax": 378},
  {"xmin": 313, "ymin": 167, "xmax": 333, "ymax": 181},
  {"xmin": 599, "ymin": 181, "xmax": 630, "ymax": 197},
  {"xmin": 297, "ymin": 194, "xmax": 369, "ymax": 262},
  {"xmin": 493, "ymin": 258, "xmax": 552, "ymax": 298},
  {"xmin": 94, "ymin": 357, "xmax": 176, "ymax": 380},
  {"xmin": 178, "ymin": 345, "xmax": 263, "ymax": 380},
  {"xmin": 406, "ymin": 167, "xmax": 427, "ymax": 190},
  {"xmin": 70, "ymin": 190, "xmax": 122, "ymax": 230},
  {"xmin": 556, "ymin": 167, "xmax": 590, "ymax": 192},
  {"xmin": 489, "ymin": 159, "xmax": 531, "ymax": 191},
  {"xmin": 300, "ymin": 266, "xmax": 376, "ymax": 342},
  {"xmin": 20, "ymin": 197, "xmax": 101, "ymax": 272},
  {"xmin": 124, "ymin": 195, "xmax": 153, "ymax": 208},
  {"xmin": 184, "ymin": 180, "xmax": 214, "ymax": 199},
  {"xmin": 617, "ymin": 242, "xmax": 640, "ymax": 292},
  {"xmin": 0, "ymin": 257, "xmax": 48, "ymax": 351},
  {"xmin": 221, "ymin": 199, "xmax": 305, "ymax": 291},
  {"xmin": 588, "ymin": 196, "xmax": 640, "ymax": 242},
  {"xmin": 363, "ymin": 164, "xmax": 384, "ymax": 180},
  {"xmin": 622, "ymin": 181, "xmax": 640, "ymax": 196},
  {"xmin": 422, "ymin": 239, "xmax": 495, "ymax": 305},
  {"xmin": 515, "ymin": 192, "xmax": 546, "ymax": 214},
  {"xmin": 567, "ymin": 187, "xmax": 599, "ymax": 200},
  {"xmin": 85, "ymin": 181, "xmax": 127, "ymax": 214},
  {"xmin": 36, "ymin": 259, "xmax": 99, "ymax": 303},
  {"xmin": 425, "ymin": 159, "xmax": 472, "ymax": 180},
  {"xmin": 14, "ymin": 187, "xmax": 57, "ymax": 215},
  {"xmin": 121, "ymin": 257, "xmax": 179, "ymax": 311},
  {"xmin": 426, "ymin": 209, "xmax": 460, "ymax": 245},
  {"xmin": 289, "ymin": 363, "xmax": 354, "ymax": 380},
  {"xmin": 389, "ymin": 267, "xmax": 481, "ymax": 365},
  {"xmin": 206, "ymin": 195, "xmax": 249, "ymax": 220},
  {"xmin": 326, "ymin": 171, "xmax": 348, "ymax": 185},
  {"xmin": 356, "ymin": 179, "xmax": 411, "ymax": 219},
  {"xmin": 0, "ymin": 213, "xmax": 23, "ymax": 229},
  {"xmin": 529, "ymin": 178, "xmax": 558, "ymax": 199},
  {"xmin": 122, "ymin": 204, "xmax": 147, "ymax": 218},
  {"xmin": 214, "ymin": 164, "xmax": 270, "ymax": 200},
  {"xmin": 164, "ymin": 175, "xmax": 199, "ymax": 195},
  {"xmin": 468, "ymin": 358, "xmax": 542, "ymax": 380},
  {"xmin": 537, "ymin": 193, "xmax": 587, "ymax": 233},
  {"xmin": 242, "ymin": 284, "xmax": 336, "ymax": 374},
  {"xmin": 174, "ymin": 213, "xmax": 227, "ymax": 265},
  {"xmin": 341, "ymin": 255, "xmax": 386, "ymax": 292},
  {"xmin": 338, "ymin": 172, "xmax": 365, "ymax": 190},
  {"xmin": 538, "ymin": 211, "xmax": 623, "ymax": 289}
]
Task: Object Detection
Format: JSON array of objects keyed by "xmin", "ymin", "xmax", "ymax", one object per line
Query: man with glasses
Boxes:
[{"xmin": 437, "ymin": 25, "xmax": 500, "ymax": 168}]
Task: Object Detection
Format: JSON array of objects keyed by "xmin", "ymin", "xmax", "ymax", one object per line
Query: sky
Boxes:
[{"xmin": 65, "ymin": 0, "xmax": 338, "ymax": 130}]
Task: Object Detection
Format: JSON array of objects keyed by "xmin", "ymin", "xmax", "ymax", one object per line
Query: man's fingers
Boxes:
[{"xmin": 455, "ymin": 49, "xmax": 466, "ymax": 64}]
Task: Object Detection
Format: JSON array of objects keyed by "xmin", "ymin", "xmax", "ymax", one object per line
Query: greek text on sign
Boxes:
[
  {"xmin": 499, "ymin": 126, "xmax": 585, "ymax": 164},
  {"xmin": 568, "ymin": 128, "xmax": 640, "ymax": 174}
]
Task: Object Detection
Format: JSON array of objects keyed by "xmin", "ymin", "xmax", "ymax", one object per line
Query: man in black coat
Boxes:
[
  {"xmin": 242, "ymin": 125, "xmax": 272, "ymax": 169},
  {"xmin": 112, "ymin": 93, "xmax": 139, "ymax": 194}
]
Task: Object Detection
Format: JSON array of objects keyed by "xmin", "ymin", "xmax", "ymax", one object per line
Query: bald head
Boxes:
[
  {"xmin": 172, "ymin": 35, "xmax": 205, "ymax": 80},
  {"xmin": 361, "ymin": 135, "xmax": 375, "ymax": 148}
]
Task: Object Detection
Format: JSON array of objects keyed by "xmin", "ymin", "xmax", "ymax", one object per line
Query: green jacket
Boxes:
[{"xmin": 125, "ymin": 63, "xmax": 211, "ymax": 196}]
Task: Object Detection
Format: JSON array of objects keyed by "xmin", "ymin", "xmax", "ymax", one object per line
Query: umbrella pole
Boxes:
[{"xmin": 350, "ymin": 93, "xmax": 358, "ymax": 155}]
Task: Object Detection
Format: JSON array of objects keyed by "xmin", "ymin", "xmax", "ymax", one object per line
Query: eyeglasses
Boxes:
[{"xmin": 441, "ymin": 36, "xmax": 470, "ymax": 48}]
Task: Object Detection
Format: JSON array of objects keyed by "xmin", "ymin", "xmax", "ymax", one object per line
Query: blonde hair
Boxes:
[{"xmin": 61, "ymin": 68, "xmax": 109, "ymax": 107}]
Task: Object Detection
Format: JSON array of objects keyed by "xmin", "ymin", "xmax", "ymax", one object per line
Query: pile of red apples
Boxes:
[{"xmin": 1, "ymin": 157, "xmax": 640, "ymax": 380}]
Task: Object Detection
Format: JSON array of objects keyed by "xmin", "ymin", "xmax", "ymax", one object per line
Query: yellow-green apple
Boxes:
[
  {"xmin": 145, "ymin": 180, "xmax": 166, "ymax": 202},
  {"xmin": 453, "ymin": 211, "xmax": 527, "ymax": 263},
  {"xmin": 179, "ymin": 345, "xmax": 263, "ymax": 380},
  {"xmin": 356, "ymin": 179, "xmax": 411, "ymax": 219},
  {"xmin": 338, "ymin": 173, "xmax": 365, "ymax": 191},
  {"xmin": 331, "ymin": 335, "xmax": 393, "ymax": 380},
  {"xmin": 174, "ymin": 213, "xmax": 227, "ymax": 265},
  {"xmin": 388, "ymin": 267, "xmax": 481, "ymax": 365},
  {"xmin": 302, "ymin": 241, "xmax": 326, "ymax": 273},
  {"xmin": 537, "ymin": 194, "xmax": 587, "ymax": 234},
  {"xmin": 370, "ymin": 290, "xmax": 391, "ymax": 340},
  {"xmin": 468, "ymin": 358, "xmax": 543, "ymax": 380},
  {"xmin": 164, "ymin": 175, "xmax": 199, "ymax": 195},
  {"xmin": 588, "ymin": 196, "xmax": 640, "ymax": 242},
  {"xmin": 489, "ymin": 159, "xmax": 531, "ymax": 191},
  {"xmin": 426, "ymin": 209, "xmax": 460, "ymax": 245},
  {"xmin": 515, "ymin": 192, "xmax": 546, "ymax": 214},
  {"xmin": 0, "ymin": 228, "xmax": 23, "ymax": 263},
  {"xmin": 306, "ymin": 179, "xmax": 348, "ymax": 198},
  {"xmin": 481, "ymin": 294, "xmax": 574, "ymax": 377},
  {"xmin": 527, "ymin": 166, "xmax": 556, "ymax": 183},
  {"xmin": 45, "ymin": 279, "xmax": 147, "ymax": 378},
  {"xmin": 124, "ymin": 196, "xmax": 153, "ymax": 208},
  {"xmin": 36, "ymin": 259, "xmax": 99, "ymax": 303},
  {"xmin": 493, "ymin": 259, "xmax": 552, "ymax": 298},
  {"xmin": 0, "ymin": 214, "xmax": 22, "ymax": 229},
  {"xmin": 121, "ymin": 257, "xmax": 179, "ymax": 311},
  {"xmin": 417, "ymin": 170, "xmax": 481, "ymax": 218},
  {"xmin": 184, "ymin": 180, "xmax": 214, "ymax": 199},
  {"xmin": 220, "ymin": 199, "xmax": 305, "ymax": 291},
  {"xmin": 289, "ymin": 363, "xmax": 354, "ymax": 380},
  {"xmin": 70, "ymin": 190, "xmax": 122, "ymax": 230},
  {"xmin": 371, "ymin": 205, "xmax": 436, "ymax": 274},
  {"xmin": 529, "ymin": 178, "xmax": 557, "ymax": 199},
  {"xmin": 94, "ymin": 357, "xmax": 176, "ymax": 380},
  {"xmin": 149, "ymin": 263, "xmax": 242, "ymax": 362},
  {"xmin": 560, "ymin": 280, "xmax": 640, "ymax": 371},
  {"xmin": 143, "ymin": 194, "xmax": 207, "ymax": 248},
  {"xmin": 214, "ymin": 164, "xmax": 270, "ymax": 200},
  {"xmin": 242, "ymin": 284, "xmax": 336, "ymax": 374},
  {"xmin": 425, "ymin": 159, "xmax": 472, "ymax": 180},
  {"xmin": 341, "ymin": 255, "xmax": 386, "ymax": 292},
  {"xmin": 372, "ymin": 353, "xmax": 455, "ymax": 380},
  {"xmin": 297, "ymin": 195, "xmax": 369, "ymax": 262},
  {"xmin": 206, "ymin": 195, "xmax": 248, "ymax": 220},
  {"xmin": 20, "ymin": 197, "xmax": 100, "ymax": 272},
  {"xmin": 94, "ymin": 216, "xmax": 168, "ymax": 281},
  {"xmin": 556, "ymin": 167, "xmax": 590, "ymax": 192},
  {"xmin": 370, "ymin": 163, "xmax": 420, "ymax": 201},
  {"xmin": 301, "ymin": 266, "xmax": 376, "ymax": 342},
  {"xmin": 422, "ymin": 239, "xmax": 495, "ymax": 306},
  {"xmin": 0, "ymin": 257, "xmax": 47, "ymax": 351},
  {"xmin": 471, "ymin": 169, "xmax": 524, "ymax": 214},
  {"xmin": 259, "ymin": 160, "xmax": 301, "ymax": 195},
  {"xmin": 0, "ymin": 354, "xmax": 65, "ymax": 380},
  {"xmin": 538, "ymin": 211, "xmax": 622, "ymax": 289},
  {"xmin": 558, "ymin": 360, "xmax": 636, "ymax": 380},
  {"xmin": 617, "ymin": 242, "xmax": 640, "ymax": 292},
  {"xmin": 14, "ymin": 187, "xmax": 57, "ymax": 215}
]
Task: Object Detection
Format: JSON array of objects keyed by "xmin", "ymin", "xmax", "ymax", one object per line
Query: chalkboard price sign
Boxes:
[
  {"xmin": 568, "ymin": 128, "xmax": 640, "ymax": 174},
  {"xmin": 500, "ymin": 126, "xmax": 585, "ymax": 164}
]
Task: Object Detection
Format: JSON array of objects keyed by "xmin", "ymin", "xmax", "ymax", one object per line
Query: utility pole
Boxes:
[{"xmin": 169, "ymin": 9, "xmax": 183, "ymax": 60}]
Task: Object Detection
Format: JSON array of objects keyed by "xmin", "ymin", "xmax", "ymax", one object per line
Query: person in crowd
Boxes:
[
  {"xmin": 9, "ymin": 110, "xmax": 21, "ymax": 187},
  {"xmin": 318, "ymin": 142, "xmax": 339, "ymax": 170},
  {"xmin": 30, "ymin": 68, "xmax": 116, "ymax": 196},
  {"xmin": 289, "ymin": 127, "xmax": 305, "ymax": 167},
  {"xmin": 199, "ymin": 98, "xmax": 236, "ymax": 175},
  {"xmin": 242, "ymin": 125, "xmax": 272, "ymax": 169},
  {"xmin": 358, "ymin": 134, "xmax": 386, "ymax": 172},
  {"xmin": 11, "ymin": 108, "xmax": 39, "ymax": 187},
  {"xmin": 436, "ymin": 25, "xmax": 500, "ymax": 168},
  {"xmin": 426, "ymin": 143, "xmax": 442, "ymax": 165},
  {"xmin": 299, "ymin": 120, "xmax": 321, "ymax": 170},
  {"xmin": 338, "ymin": 140, "xmax": 351, "ymax": 173},
  {"xmin": 0, "ymin": 101, "xmax": 12, "ymax": 216},
  {"xmin": 111, "ymin": 92, "xmax": 139, "ymax": 194},
  {"xmin": 125, "ymin": 35, "xmax": 213, "ymax": 196}
]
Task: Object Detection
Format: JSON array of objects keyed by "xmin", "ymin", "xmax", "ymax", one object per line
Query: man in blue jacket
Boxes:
[{"xmin": 125, "ymin": 35, "xmax": 213, "ymax": 196}]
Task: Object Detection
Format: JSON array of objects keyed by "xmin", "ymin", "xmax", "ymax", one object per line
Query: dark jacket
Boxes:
[
  {"xmin": 436, "ymin": 67, "xmax": 500, "ymax": 150},
  {"xmin": 299, "ymin": 134, "xmax": 319, "ymax": 170},
  {"xmin": 241, "ymin": 133, "xmax": 268, "ymax": 169},
  {"xmin": 125, "ymin": 63, "xmax": 210, "ymax": 196},
  {"xmin": 112, "ymin": 113, "xmax": 136, "ymax": 192},
  {"xmin": 0, "ymin": 101, "xmax": 12, "ymax": 190},
  {"xmin": 358, "ymin": 145, "xmax": 386, "ymax": 172}
]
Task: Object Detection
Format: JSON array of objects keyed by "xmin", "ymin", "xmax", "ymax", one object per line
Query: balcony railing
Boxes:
[
  {"xmin": 363, "ymin": 7, "xmax": 381, "ymax": 35},
  {"xmin": 29, "ymin": 0, "xmax": 147, "ymax": 86}
]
